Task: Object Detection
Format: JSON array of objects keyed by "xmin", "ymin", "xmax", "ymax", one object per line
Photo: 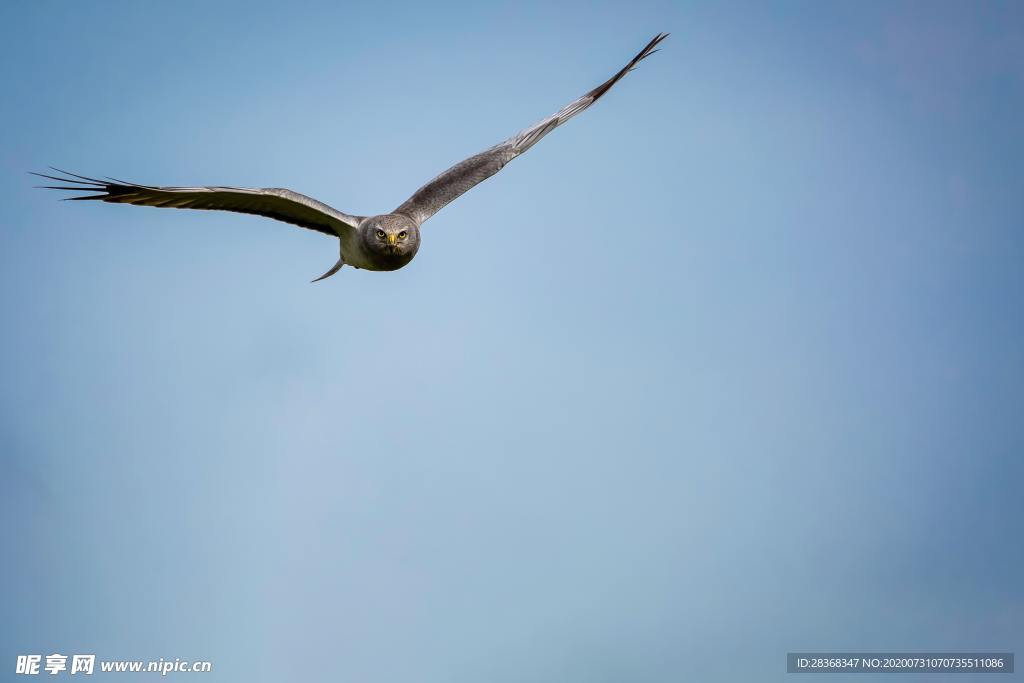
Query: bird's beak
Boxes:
[{"xmin": 387, "ymin": 234, "xmax": 397, "ymax": 246}]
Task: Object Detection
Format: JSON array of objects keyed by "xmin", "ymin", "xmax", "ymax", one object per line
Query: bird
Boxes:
[{"xmin": 35, "ymin": 33, "xmax": 668, "ymax": 282}]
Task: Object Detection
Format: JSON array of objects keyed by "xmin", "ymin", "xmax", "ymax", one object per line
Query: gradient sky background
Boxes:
[{"xmin": 2, "ymin": 1, "xmax": 1022, "ymax": 681}]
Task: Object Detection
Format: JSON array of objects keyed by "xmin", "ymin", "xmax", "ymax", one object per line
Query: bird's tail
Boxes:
[{"xmin": 311, "ymin": 256, "xmax": 345, "ymax": 282}]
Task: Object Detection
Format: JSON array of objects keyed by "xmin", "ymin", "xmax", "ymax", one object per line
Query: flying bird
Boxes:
[{"xmin": 36, "ymin": 33, "xmax": 668, "ymax": 282}]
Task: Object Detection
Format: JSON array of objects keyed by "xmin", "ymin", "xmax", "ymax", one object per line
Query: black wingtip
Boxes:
[
  {"xmin": 645, "ymin": 32, "xmax": 669, "ymax": 54},
  {"xmin": 49, "ymin": 167, "xmax": 108, "ymax": 185},
  {"xmin": 585, "ymin": 32, "xmax": 670, "ymax": 102},
  {"xmin": 30, "ymin": 169, "xmax": 109, "ymax": 192},
  {"xmin": 34, "ymin": 185, "xmax": 104, "ymax": 191},
  {"xmin": 30, "ymin": 171, "xmax": 74, "ymax": 183},
  {"xmin": 32, "ymin": 167, "xmax": 119, "ymax": 203}
]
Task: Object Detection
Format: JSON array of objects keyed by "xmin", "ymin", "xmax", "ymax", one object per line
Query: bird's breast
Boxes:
[{"xmin": 341, "ymin": 235, "xmax": 416, "ymax": 271}]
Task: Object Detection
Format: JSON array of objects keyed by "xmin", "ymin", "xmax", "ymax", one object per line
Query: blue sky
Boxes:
[{"xmin": 1, "ymin": 1, "xmax": 1022, "ymax": 681}]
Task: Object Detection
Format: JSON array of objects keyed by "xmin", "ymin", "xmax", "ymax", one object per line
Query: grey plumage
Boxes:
[
  {"xmin": 35, "ymin": 33, "xmax": 668, "ymax": 281},
  {"xmin": 34, "ymin": 172, "xmax": 364, "ymax": 237},
  {"xmin": 395, "ymin": 32, "xmax": 667, "ymax": 226}
]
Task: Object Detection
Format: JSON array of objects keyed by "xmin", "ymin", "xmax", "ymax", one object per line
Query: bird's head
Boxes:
[{"xmin": 360, "ymin": 214, "xmax": 420, "ymax": 270}]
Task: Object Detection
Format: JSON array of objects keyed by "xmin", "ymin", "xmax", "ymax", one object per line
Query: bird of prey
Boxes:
[{"xmin": 36, "ymin": 33, "xmax": 668, "ymax": 282}]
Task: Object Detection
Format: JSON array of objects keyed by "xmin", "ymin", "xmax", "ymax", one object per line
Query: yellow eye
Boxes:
[
  {"xmin": 398, "ymin": 231, "xmax": 408, "ymax": 240},
  {"xmin": 376, "ymin": 229, "xmax": 386, "ymax": 239}
]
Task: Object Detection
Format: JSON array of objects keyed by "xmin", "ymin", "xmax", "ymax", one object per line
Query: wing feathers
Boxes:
[
  {"xmin": 35, "ymin": 170, "xmax": 363, "ymax": 238},
  {"xmin": 37, "ymin": 34, "xmax": 667, "ymax": 240},
  {"xmin": 393, "ymin": 33, "xmax": 667, "ymax": 226}
]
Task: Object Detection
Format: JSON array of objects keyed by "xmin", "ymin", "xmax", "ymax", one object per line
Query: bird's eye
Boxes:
[
  {"xmin": 398, "ymin": 231, "xmax": 408, "ymax": 240},
  {"xmin": 376, "ymin": 229, "xmax": 386, "ymax": 239}
]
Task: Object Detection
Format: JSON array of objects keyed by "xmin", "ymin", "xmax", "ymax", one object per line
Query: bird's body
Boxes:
[{"xmin": 36, "ymin": 33, "xmax": 668, "ymax": 281}]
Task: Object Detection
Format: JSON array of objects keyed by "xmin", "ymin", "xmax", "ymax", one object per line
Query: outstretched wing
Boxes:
[
  {"xmin": 33, "ymin": 168, "xmax": 364, "ymax": 238},
  {"xmin": 393, "ymin": 32, "xmax": 668, "ymax": 227}
]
